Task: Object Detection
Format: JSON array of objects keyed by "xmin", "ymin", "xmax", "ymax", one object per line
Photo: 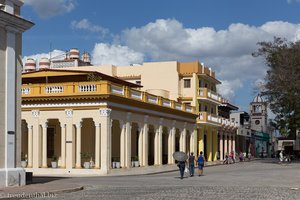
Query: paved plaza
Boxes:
[{"xmin": 1, "ymin": 159, "xmax": 300, "ymax": 200}]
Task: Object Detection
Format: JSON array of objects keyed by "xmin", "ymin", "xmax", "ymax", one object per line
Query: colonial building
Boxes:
[
  {"xmin": 218, "ymin": 100, "xmax": 239, "ymax": 160},
  {"xmin": 0, "ymin": 0, "xmax": 33, "ymax": 187},
  {"xmin": 23, "ymin": 50, "xmax": 227, "ymax": 162},
  {"xmin": 21, "ymin": 69, "xmax": 197, "ymax": 175}
]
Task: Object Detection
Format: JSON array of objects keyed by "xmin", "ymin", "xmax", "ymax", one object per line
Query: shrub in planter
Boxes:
[
  {"xmin": 51, "ymin": 156, "xmax": 58, "ymax": 168},
  {"xmin": 81, "ymin": 152, "xmax": 93, "ymax": 169}
]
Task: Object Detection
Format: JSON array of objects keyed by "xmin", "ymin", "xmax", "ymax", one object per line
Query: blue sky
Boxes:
[{"xmin": 22, "ymin": 0, "xmax": 300, "ymax": 112}]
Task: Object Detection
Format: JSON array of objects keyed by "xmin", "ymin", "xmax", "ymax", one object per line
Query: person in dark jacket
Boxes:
[{"xmin": 177, "ymin": 160, "xmax": 186, "ymax": 179}]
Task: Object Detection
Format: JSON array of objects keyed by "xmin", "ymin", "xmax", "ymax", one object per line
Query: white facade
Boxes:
[{"xmin": 0, "ymin": 0, "xmax": 33, "ymax": 188}]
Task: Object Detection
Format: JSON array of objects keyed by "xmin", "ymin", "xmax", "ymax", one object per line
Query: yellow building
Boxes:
[
  {"xmin": 21, "ymin": 69, "xmax": 197, "ymax": 175},
  {"xmin": 58, "ymin": 59, "xmax": 224, "ymax": 161}
]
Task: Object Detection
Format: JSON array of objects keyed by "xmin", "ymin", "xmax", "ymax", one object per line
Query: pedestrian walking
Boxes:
[
  {"xmin": 197, "ymin": 151, "xmax": 205, "ymax": 176},
  {"xmin": 188, "ymin": 152, "xmax": 196, "ymax": 177},
  {"xmin": 223, "ymin": 153, "xmax": 229, "ymax": 164},
  {"xmin": 177, "ymin": 160, "xmax": 186, "ymax": 179}
]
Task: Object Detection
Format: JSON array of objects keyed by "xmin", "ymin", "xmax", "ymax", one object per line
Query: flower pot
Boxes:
[
  {"xmin": 134, "ymin": 161, "xmax": 139, "ymax": 167},
  {"xmin": 131, "ymin": 161, "xmax": 135, "ymax": 167},
  {"xmin": 112, "ymin": 161, "xmax": 116, "ymax": 168},
  {"xmin": 21, "ymin": 161, "xmax": 27, "ymax": 168},
  {"xmin": 83, "ymin": 162, "xmax": 90, "ymax": 169},
  {"xmin": 115, "ymin": 162, "xmax": 120, "ymax": 168},
  {"xmin": 51, "ymin": 161, "xmax": 57, "ymax": 168}
]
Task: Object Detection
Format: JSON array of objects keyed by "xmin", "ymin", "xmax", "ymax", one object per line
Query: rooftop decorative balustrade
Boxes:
[{"xmin": 22, "ymin": 81, "xmax": 196, "ymax": 114}]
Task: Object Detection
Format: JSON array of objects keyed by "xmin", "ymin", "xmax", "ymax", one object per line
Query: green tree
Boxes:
[{"xmin": 253, "ymin": 37, "xmax": 300, "ymax": 138}]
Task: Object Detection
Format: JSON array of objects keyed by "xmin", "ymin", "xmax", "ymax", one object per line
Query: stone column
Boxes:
[
  {"xmin": 158, "ymin": 124, "xmax": 163, "ymax": 165},
  {"xmin": 120, "ymin": 121, "xmax": 126, "ymax": 168},
  {"xmin": 142, "ymin": 116, "xmax": 149, "ymax": 166},
  {"xmin": 138, "ymin": 126, "xmax": 143, "ymax": 167},
  {"xmin": 60, "ymin": 124, "xmax": 66, "ymax": 168},
  {"xmin": 94, "ymin": 123, "xmax": 100, "ymax": 169},
  {"xmin": 99, "ymin": 108, "xmax": 112, "ymax": 173},
  {"xmin": 27, "ymin": 125, "xmax": 33, "ymax": 168},
  {"xmin": 228, "ymin": 134, "xmax": 232, "ymax": 153},
  {"xmin": 233, "ymin": 133, "xmax": 236, "ymax": 157},
  {"xmin": 224, "ymin": 133, "xmax": 228, "ymax": 156},
  {"xmin": 171, "ymin": 126, "xmax": 176, "ymax": 164},
  {"xmin": 167, "ymin": 129, "xmax": 172, "ymax": 164},
  {"xmin": 75, "ymin": 122, "xmax": 82, "ymax": 168},
  {"xmin": 154, "ymin": 127, "xmax": 159, "ymax": 165},
  {"xmin": 182, "ymin": 128, "xmax": 187, "ymax": 153},
  {"xmin": 42, "ymin": 122, "xmax": 48, "ymax": 168},
  {"xmin": 213, "ymin": 130, "xmax": 218, "ymax": 161},
  {"xmin": 198, "ymin": 128, "xmax": 204, "ymax": 156},
  {"xmin": 64, "ymin": 110, "xmax": 74, "ymax": 169},
  {"xmin": 125, "ymin": 113, "xmax": 132, "ymax": 168},
  {"xmin": 207, "ymin": 129, "xmax": 212, "ymax": 161},
  {"xmin": 219, "ymin": 131, "xmax": 224, "ymax": 160},
  {"xmin": 192, "ymin": 128, "xmax": 198, "ymax": 155}
]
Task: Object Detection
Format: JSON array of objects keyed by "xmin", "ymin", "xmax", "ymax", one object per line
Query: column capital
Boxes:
[
  {"xmin": 60, "ymin": 124, "xmax": 66, "ymax": 128},
  {"xmin": 75, "ymin": 121, "xmax": 82, "ymax": 129},
  {"xmin": 94, "ymin": 122, "xmax": 100, "ymax": 128},
  {"xmin": 99, "ymin": 108, "xmax": 112, "ymax": 117},
  {"xmin": 27, "ymin": 125, "xmax": 33, "ymax": 129},
  {"xmin": 41, "ymin": 122, "xmax": 48, "ymax": 129}
]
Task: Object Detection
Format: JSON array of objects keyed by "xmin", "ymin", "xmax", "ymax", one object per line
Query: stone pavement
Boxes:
[{"xmin": 0, "ymin": 159, "xmax": 245, "ymax": 199}]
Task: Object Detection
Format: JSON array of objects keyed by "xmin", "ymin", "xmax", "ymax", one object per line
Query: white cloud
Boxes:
[
  {"xmin": 91, "ymin": 43, "xmax": 144, "ymax": 66},
  {"xmin": 287, "ymin": 0, "xmax": 300, "ymax": 4},
  {"xmin": 120, "ymin": 19, "xmax": 300, "ymax": 101},
  {"xmin": 23, "ymin": 50, "xmax": 66, "ymax": 69},
  {"xmin": 71, "ymin": 19, "xmax": 109, "ymax": 36},
  {"xmin": 25, "ymin": 0, "xmax": 76, "ymax": 18}
]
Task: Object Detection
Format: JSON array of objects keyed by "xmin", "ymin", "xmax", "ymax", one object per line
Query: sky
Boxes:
[{"xmin": 22, "ymin": 0, "xmax": 300, "ymax": 112}]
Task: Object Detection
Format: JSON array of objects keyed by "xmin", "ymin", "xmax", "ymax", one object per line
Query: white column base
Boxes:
[{"xmin": 0, "ymin": 168, "xmax": 26, "ymax": 188}]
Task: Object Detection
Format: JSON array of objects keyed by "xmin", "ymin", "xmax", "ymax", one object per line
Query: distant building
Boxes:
[
  {"xmin": 0, "ymin": 0, "xmax": 33, "ymax": 188},
  {"xmin": 249, "ymin": 95, "xmax": 270, "ymax": 157},
  {"xmin": 230, "ymin": 111, "xmax": 251, "ymax": 154},
  {"xmin": 218, "ymin": 100, "xmax": 239, "ymax": 160}
]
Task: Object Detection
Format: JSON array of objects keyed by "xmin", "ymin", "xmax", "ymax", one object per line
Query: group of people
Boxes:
[
  {"xmin": 223, "ymin": 151, "xmax": 236, "ymax": 164},
  {"xmin": 177, "ymin": 151, "xmax": 205, "ymax": 179}
]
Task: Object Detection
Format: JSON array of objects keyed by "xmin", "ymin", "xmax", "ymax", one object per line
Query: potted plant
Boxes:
[
  {"xmin": 112, "ymin": 157, "xmax": 117, "ymax": 168},
  {"xmin": 21, "ymin": 152, "xmax": 27, "ymax": 168},
  {"xmin": 81, "ymin": 152, "xmax": 92, "ymax": 169},
  {"xmin": 115, "ymin": 157, "xmax": 121, "ymax": 168},
  {"xmin": 51, "ymin": 155, "xmax": 58, "ymax": 168},
  {"xmin": 133, "ymin": 156, "xmax": 139, "ymax": 167}
]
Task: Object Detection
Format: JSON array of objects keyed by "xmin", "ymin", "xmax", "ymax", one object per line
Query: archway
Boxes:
[
  {"xmin": 111, "ymin": 120, "xmax": 121, "ymax": 168},
  {"xmin": 162, "ymin": 127, "xmax": 169, "ymax": 165},
  {"xmin": 148, "ymin": 125, "xmax": 155, "ymax": 165}
]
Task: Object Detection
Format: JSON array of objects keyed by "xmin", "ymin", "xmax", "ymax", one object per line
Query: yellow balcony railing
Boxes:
[
  {"xmin": 197, "ymin": 88, "xmax": 222, "ymax": 104},
  {"xmin": 22, "ymin": 81, "xmax": 196, "ymax": 114},
  {"xmin": 197, "ymin": 112, "xmax": 222, "ymax": 125}
]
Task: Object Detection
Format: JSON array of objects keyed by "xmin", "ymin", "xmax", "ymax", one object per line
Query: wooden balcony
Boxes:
[
  {"xmin": 197, "ymin": 88, "xmax": 222, "ymax": 104},
  {"xmin": 22, "ymin": 80, "xmax": 196, "ymax": 114}
]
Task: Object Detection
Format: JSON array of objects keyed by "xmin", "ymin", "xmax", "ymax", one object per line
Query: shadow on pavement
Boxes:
[{"xmin": 29, "ymin": 176, "xmax": 70, "ymax": 185}]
